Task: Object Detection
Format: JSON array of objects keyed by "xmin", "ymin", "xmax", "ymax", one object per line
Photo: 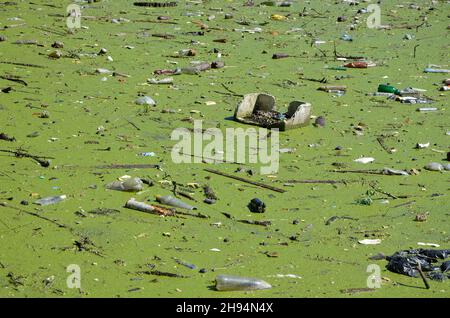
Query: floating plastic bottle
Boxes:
[
  {"xmin": 156, "ymin": 195, "xmax": 196, "ymax": 210},
  {"xmin": 329, "ymin": 90, "xmax": 345, "ymax": 96},
  {"xmin": 344, "ymin": 61, "xmax": 369, "ymax": 68},
  {"xmin": 424, "ymin": 162, "xmax": 444, "ymax": 171},
  {"xmin": 424, "ymin": 68, "xmax": 450, "ymax": 73},
  {"xmin": 106, "ymin": 177, "xmax": 143, "ymax": 192},
  {"xmin": 233, "ymin": 27, "xmax": 262, "ymax": 33},
  {"xmin": 193, "ymin": 62, "xmax": 211, "ymax": 72},
  {"xmin": 35, "ymin": 195, "xmax": 66, "ymax": 206},
  {"xmin": 416, "ymin": 107, "xmax": 438, "ymax": 112},
  {"xmin": 125, "ymin": 198, "xmax": 155, "ymax": 213},
  {"xmin": 147, "ymin": 77, "xmax": 173, "ymax": 84},
  {"xmin": 366, "ymin": 92, "xmax": 393, "ymax": 96},
  {"xmin": 398, "ymin": 96, "xmax": 433, "ymax": 104},
  {"xmin": 378, "ymin": 84, "xmax": 401, "ymax": 95},
  {"xmin": 215, "ymin": 275, "xmax": 272, "ymax": 291},
  {"xmin": 176, "ymin": 67, "xmax": 200, "ymax": 75}
]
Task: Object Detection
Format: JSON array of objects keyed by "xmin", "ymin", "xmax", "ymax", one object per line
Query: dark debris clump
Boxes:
[{"xmin": 385, "ymin": 249, "xmax": 450, "ymax": 281}]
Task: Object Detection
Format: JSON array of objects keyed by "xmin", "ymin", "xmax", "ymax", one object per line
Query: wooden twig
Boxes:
[
  {"xmin": 94, "ymin": 164, "xmax": 160, "ymax": 169},
  {"xmin": 333, "ymin": 41, "xmax": 365, "ymax": 60},
  {"xmin": 369, "ymin": 183, "xmax": 398, "ymax": 199},
  {"xmin": 177, "ymin": 151, "xmax": 245, "ymax": 165},
  {"xmin": 175, "ymin": 210, "xmax": 209, "ymax": 219},
  {"xmin": 377, "ymin": 137, "xmax": 394, "ymax": 154},
  {"xmin": 299, "ymin": 76, "xmax": 327, "ymax": 83},
  {"xmin": 220, "ymin": 83, "xmax": 243, "ymax": 97},
  {"xmin": 139, "ymin": 270, "xmax": 186, "ymax": 278},
  {"xmin": 135, "ymin": 20, "xmax": 179, "ymax": 25},
  {"xmin": 284, "ymin": 179, "xmax": 351, "ymax": 184},
  {"xmin": 392, "ymin": 200, "xmax": 416, "ymax": 209},
  {"xmin": 0, "ymin": 75, "xmax": 28, "ymax": 86},
  {"xmin": 0, "ymin": 148, "xmax": 52, "ymax": 167},
  {"xmin": 212, "ymin": 90, "xmax": 243, "ymax": 97},
  {"xmin": 0, "ymin": 61, "xmax": 46, "ymax": 68},
  {"xmin": 416, "ymin": 262, "xmax": 430, "ymax": 290},
  {"xmin": 33, "ymin": 26, "xmax": 67, "ymax": 36},
  {"xmin": 330, "ymin": 169, "xmax": 385, "ymax": 175},
  {"xmin": 413, "ymin": 44, "xmax": 420, "ymax": 58},
  {"xmin": 126, "ymin": 119, "xmax": 141, "ymax": 131},
  {"xmin": 204, "ymin": 168, "xmax": 286, "ymax": 193},
  {"xmin": 0, "ymin": 202, "xmax": 68, "ymax": 229},
  {"xmin": 176, "ymin": 191, "xmax": 197, "ymax": 202},
  {"xmin": 238, "ymin": 219, "xmax": 271, "ymax": 227}
]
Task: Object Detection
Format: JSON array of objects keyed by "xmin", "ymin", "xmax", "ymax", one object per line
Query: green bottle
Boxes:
[{"xmin": 378, "ymin": 84, "xmax": 401, "ymax": 95}]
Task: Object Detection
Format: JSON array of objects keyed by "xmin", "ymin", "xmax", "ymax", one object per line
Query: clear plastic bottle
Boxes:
[
  {"xmin": 35, "ymin": 195, "xmax": 67, "ymax": 206},
  {"xmin": 215, "ymin": 275, "xmax": 272, "ymax": 291},
  {"xmin": 179, "ymin": 67, "xmax": 200, "ymax": 75},
  {"xmin": 424, "ymin": 68, "xmax": 450, "ymax": 73},
  {"xmin": 106, "ymin": 177, "xmax": 143, "ymax": 192},
  {"xmin": 125, "ymin": 198, "xmax": 155, "ymax": 213},
  {"xmin": 156, "ymin": 195, "xmax": 196, "ymax": 210}
]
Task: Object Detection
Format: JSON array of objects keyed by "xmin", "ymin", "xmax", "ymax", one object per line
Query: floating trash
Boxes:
[
  {"xmin": 35, "ymin": 195, "xmax": 66, "ymax": 206},
  {"xmin": 156, "ymin": 195, "xmax": 196, "ymax": 210},
  {"xmin": 125, "ymin": 198, "xmax": 174, "ymax": 216},
  {"xmin": 358, "ymin": 239, "xmax": 381, "ymax": 245},
  {"xmin": 314, "ymin": 116, "xmax": 326, "ymax": 127},
  {"xmin": 248, "ymin": 198, "xmax": 266, "ymax": 213},
  {"xmin": 417, "ymin": 242, "xmax": 440, "ymax": 248},
  {"xmin": 138, "ymin": 152, "xmax": 156, "ymax": 157},
  {"xmin": 415, "ymin": 142, "xmax": 430, "ymax": 149},
  {"xmin": 135, "ymin": 96, "xmax": 156, "ymax": 106},
  {"xmin": 147, "ymin": 77, "xmax": 173, "ymax": 84},
  {"xmin": 354, "ymin": 157, "xmax": 375, "ymax": 164},
  {"xmin": 340, "ymin": 34, "xmax": 353, "ymax": 41},
  {"xmin": 344, "ymin": 61, "xmax": 375, "ymax": 68},
  {"xmin": 215, "ymin": 275, "xmax": 272, "ymax": 291},
  {"xmin": 416, "ymin": 107, "xmax": 438, "ymax": 112},
  {"xmin": 424, "ymin": 162, "xmax": 444, "ymax": 171},
  {"xmin": 233, "ymin": 27, "xmax": 262, "ymax": 33},
  {"xmin": 385, "ymin": 249, "xmax": 450, "ymax": 281},
  {"xmin": 106, "ymin": 177, "xmax": 144, "ymax": 192},
  {"xmin": 234, "ymin": 93, "xmax": 311, "ymax": 130},
  {"xmin": 424, "ymin": 68, "xmax": 450, "ymax": 73},
  {"xmin": 382, "ymin": 168, "xmax": 409, "ymax": 176},
  {"xmin": 378, "ymin": 84, "xmax": 401, "ymax": 95}
]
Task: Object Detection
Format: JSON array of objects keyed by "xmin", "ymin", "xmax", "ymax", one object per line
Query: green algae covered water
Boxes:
[{"xmin": 0, "ymin": 0, "xmax": 449, "ymax": 297}]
